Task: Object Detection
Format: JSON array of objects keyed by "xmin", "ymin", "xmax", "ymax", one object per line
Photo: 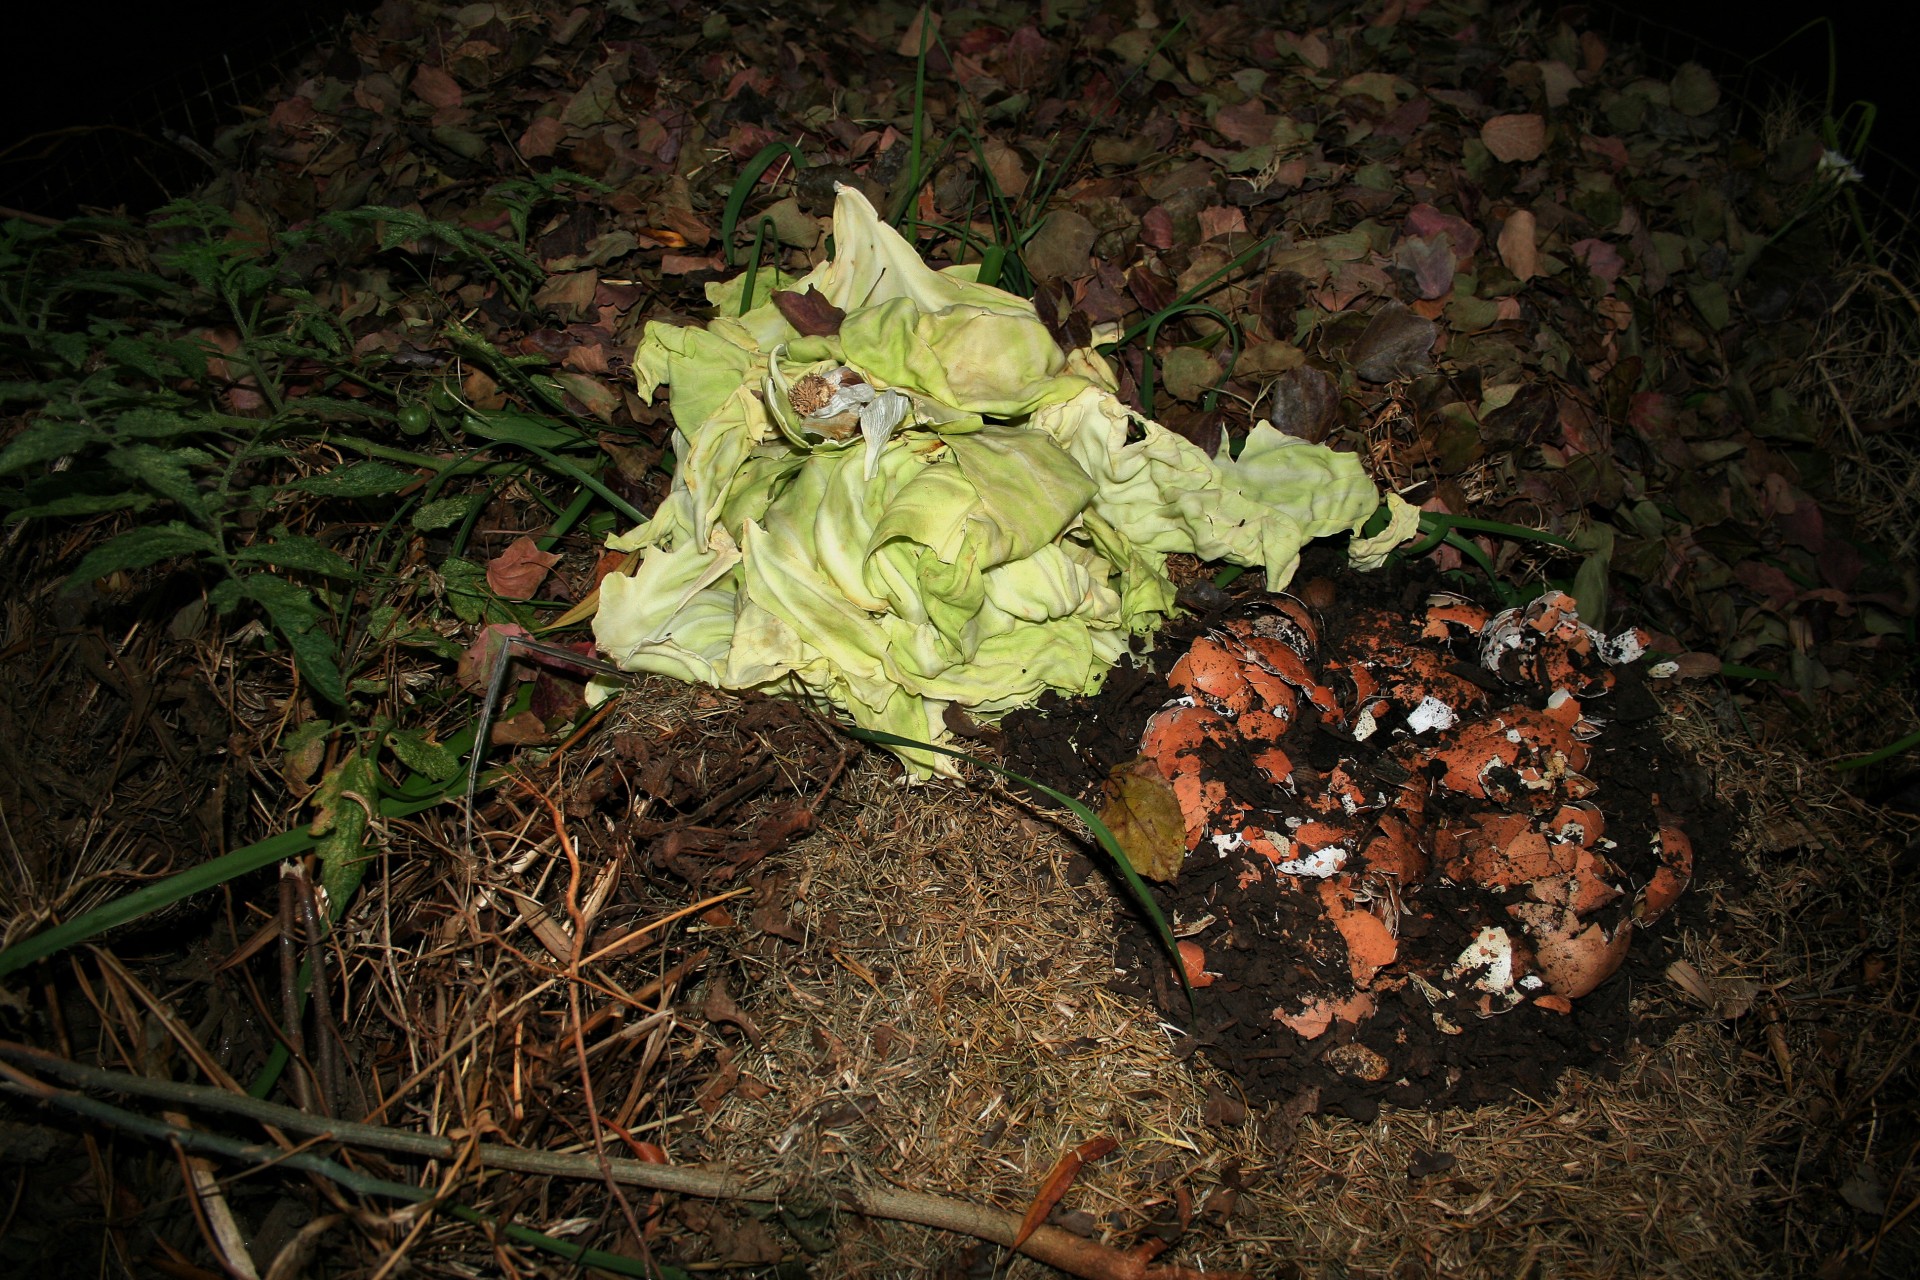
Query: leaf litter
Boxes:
[{"xmin": 1, "ymin": 0, "xmax": 1918, "ymax": 1276}]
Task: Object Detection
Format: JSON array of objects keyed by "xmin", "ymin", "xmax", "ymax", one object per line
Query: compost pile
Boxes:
[
  {"xmin": 1005, "ymin": 555, "xmax": 1720, "ymax": 1116},
  {"xmin": 3, "ymin": 0, "xmax": 1918, "ymax": 1276}
]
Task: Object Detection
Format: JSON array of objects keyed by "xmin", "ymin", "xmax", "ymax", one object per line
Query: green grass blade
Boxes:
[
  {"xmin": 0, "ymin": 792, "xmax": 450, "ymax": 977},
  {"xmin": 1834, "ymin": 727, "xmax": 1920, "ymax": 771},
  {"xmin": 720, "ymin": 143, "xmax": 808, "ymax": 268}
]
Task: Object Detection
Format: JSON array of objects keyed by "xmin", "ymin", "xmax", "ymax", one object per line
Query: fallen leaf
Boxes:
[
  {"xmin": 534, "ymin": 270, "xmax": 598, "ymax": 320},
  {"xmin": 1498, "ymin": 209, "xmax": 1539, "ymax": 280},
  {"xmin": 1159, "ymin": 346, "xmax": 1219, "ymax": 404},
  {"xmin": 491, "ymin": 710, "xmax": 550, "ymax": 745},
  {"xmin": 661, "ymin": 252, "xmax": 726, "ymax": 275},
  {"xmin": 979, "ymin": 139, "xmax": 1029, "ymax": 197},
  {"xmin": 518, "ymin": 115, "xmax": 565, "ymax": 158},
  {"xmin": 1349, "ymin": 302, "xmax": 1437, "ymax": 383},
  {"xmin": 412, "ymin": 64, "xmax": 464, "ymax": 111},
  {"xmin": 1099, "ymin": 757, "xmax": 1188, "ymax": 882},
  {"xmin": 457, "ymin": 622, "xmax": 530, "ymax": 693},
  {"xmin": 1012, "ymin": 1137, "xmax": 1118, "ymax": 1252},
  {"xmin": 771, "ymin": 286, "xmax": 845, "ymax": 336},
  {"xmin": 1481, "ymin": 113, "xmax": 1546, "ymax": 163},
  {"xmin": 1198, "ymin": 206, "xmax": 1248, "ymax": 240},
  {"xmin": 898, "ymin": 7, "xmax": 940, "ymax": 57},
  {"xmin": 1268, "ymin": 365, "xmax": 1340, "ymax": 441},
  {"xmin": 1023, "ymin": 210, "xmax": 1098, "ymax": 281},
  {"xmin": 486, "ymin": 535, "xmax": 561, "ymax": 600}
]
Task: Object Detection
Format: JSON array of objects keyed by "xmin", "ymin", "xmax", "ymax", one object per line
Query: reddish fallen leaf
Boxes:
[
  {"xmin": 518, "ymin": 115, "xmax": 566, "ymax": 158},
  {"xmin": 1012, "ymin": 1137, "xmax": 1118, "ymax": 1252},
  {"xmin": 490, "ymin": 710, "xmax": 550, "ymax": 745},
  {"xmin": 1141, "ymin": 206, "xmax": 1175, "ymax": 250},
  {"xmin": 1197, "ymin": 206, "xmax": 1247, "ymax": 240},
  {"xmin": 661, "ymin": 252, "xmax": 726, "ymax": 275},
  {"xmin": 457, "ymin": 622, "xmax": 530, "ymax": 693},
  {"xmin": 1482, "ymin": 113, "xmax": 1546, "ymax": 163},
  {"xmin": 486, "ymin": 535, "xmax": 562, "ymax": 600},
  {"xmin": 412, "ymin": 64, "xmax": 464, "ymax": 111},
  {"xmin": 772, "ymin": 286, "xmax": 846, "ymax": 336}
]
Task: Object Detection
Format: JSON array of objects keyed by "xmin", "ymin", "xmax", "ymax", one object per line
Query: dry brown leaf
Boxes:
[
  {"xmin": 1482, "ymin": 113, "xmax": 1546, "ymax": 163},
  {"xmin": 486, "ymin": 535, "xmax": 561, "ymax": 600},
  {"xmin": 412, "ymin": 64, "xmax": 464, "ymax": 111},
  {"xmin": 456, "ymin": 622, "xmax": 530, "ymax": 693},
  {"xmin": 1098, "ymin": 757, "xmax": 1187, "ymax": 882},
  {"xmin": 1498, "ymin": 209, "xmax": 1539, "ymax": 280},
  {"xmin": 1012, "ymin": 1136, "xmax": 1118, "ymax": 1252},
  {"xmin": 979, "ymin": 139, "xmax": 1029, "ymax": 198},
  {"xmin": 898, "ymin": 7, "xmax": 940, "ymax": 57},
  {"xmin": 518, "ymin": 115, "xmax": 565, "ymax": 158}
]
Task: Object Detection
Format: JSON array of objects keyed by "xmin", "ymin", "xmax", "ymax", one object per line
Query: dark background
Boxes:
[{"xmin": 1, "ymin": 2, "xmax": 1911, "ymax": 216}]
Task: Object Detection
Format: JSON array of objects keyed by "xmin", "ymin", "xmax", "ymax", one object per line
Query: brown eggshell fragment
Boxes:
[
  {"xmin": 1637, "ymin": 816, "xmax": 1693, "ymax": 923},
  {"xmin": 1361, "ymin": 815, "xmax": 1428, "ymax": 881},
  {"xmin": 1241, "ymin": 666, "xmax": 1299, "ymax": 719},
  {"xmin": 1317, "ymin": 880, "xmax": 1399, "ymax": 985},
  {"xmin": 1140, "ymin": 703, "xmax": 1233, "ymax": 779},
  {"xmin": 1262, "ymin": 599, "xmax": 1321, "ymax": 655},
  {"xmin": 1177, "ymin": 941, "xmax": 1215, "ymax": 988},
  {"xmin": 1169, "ymin": 773, "xmax": 1230, "ymax": 851},
  {"xmin": 1533, "ymin": 994, "xmax": 1574, "ymax": 1015},
  {"xmin": 1531, "ymin": 918, "xmax": 1633, "ymax": 998},
  {"xmin": 1251, "ymin": 745, "xmax": 1295, "ymax": 788},
  {"xmin": 1550, "ymin": 802, "xmax": 1605, "ymax": 848},
  {"xmin": 1168, "ymin": 638, "xmax": 1254, "ymax": 714},
  {"xmin": 1237, "ymin": 707, "xmax": 1291, "ymax": 747},
  {"xmin": 1274, "ymin": 992, "xmax": 1375, "ymax": 1040},
  {"xmin": 1422, "ymin": 598, "xmax": 1491, "ymax": 640},
  {"xmin": 1526, "ymin": 847, "xmax": 1623, "ymax": 915}
]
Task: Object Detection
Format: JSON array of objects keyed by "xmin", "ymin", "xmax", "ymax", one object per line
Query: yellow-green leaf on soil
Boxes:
[
  {"xmin": 310, "ymin": 748, "xmax": 379, "ymax": 918},
  {"xmin": 1098, "ymin": 757, "xmax": 1186, "ymax": 882}
]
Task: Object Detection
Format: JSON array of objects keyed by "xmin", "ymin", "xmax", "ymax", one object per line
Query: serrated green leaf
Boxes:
[
  {"xmin": 103, "ymin": 335, "xmax": 188, "ymax": 382},
  {"xmin": 439, "ymin": 556, "xmax": 493, "ymax": 624},
  {"xmin": 0, "ymin": 418, "xmax": 101, "ymax": 475},
  {"xmin": 7, "ymin": 489, "xmax": 155, "ymax": 522},
  {"xmin": 234, "ymin": 535, "xmax": 359, "ymax": 579},
  {"xmin": 106, "ymin": 443, "xmax": 214, "ymax": 520},
  {"xmin": 383, "ymin": 727, "xmax": 461, "ymax": 781},
  {"xmin": 0, "ymin": 381, "xmax": 55, "ymax": 405},
  {"xmin": 47, "ymin": 332, "xmax": 90, "ymax": 369},
  {"xmin": 411, "ymin": 495, "xmax": 479, "ymax": 531},
  {"xmin": 229, "ymin": 572, "xmax": 348, "ymax": 705},
  {"xmin": 68, "ymin": 521, "xmax": 218, "ymax": 584},
  {"xmin": 289, "ymin": 460, "xmax": 421, "ymax": 497},
  {"xmin": 112, "ymin": 407, "xmax": 211, "ymax": 439}
]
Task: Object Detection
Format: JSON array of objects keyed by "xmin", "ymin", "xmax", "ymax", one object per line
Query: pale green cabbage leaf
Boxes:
[{"xmin": 594, "ymin": 186, "xmax": 1380, "ymax": 775}]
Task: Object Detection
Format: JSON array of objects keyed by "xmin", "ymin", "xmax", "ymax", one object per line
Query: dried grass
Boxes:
[
  {"xmin": 404, "ymin": 671, "xmax": 1897, "ymax": 1278},
  {"xmin": 20, "ymin": 641, "xmax": 1911, "ymax": 1277}
]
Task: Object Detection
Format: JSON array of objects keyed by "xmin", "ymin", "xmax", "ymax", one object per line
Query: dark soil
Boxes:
[{"xmin": 1002, "ymin": 544, "xmax": 1739, "ymax": 1119}]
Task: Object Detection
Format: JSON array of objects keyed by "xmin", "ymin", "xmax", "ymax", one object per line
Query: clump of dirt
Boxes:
[{"xmin": 1002, "ymin": 549, "xmax": 1733, "ymax": 1119}]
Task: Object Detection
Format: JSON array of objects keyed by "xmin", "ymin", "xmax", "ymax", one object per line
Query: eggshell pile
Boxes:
[{"xmin": 1135, "ymin": 588, "xmax": 1691, "ymax": 1064}]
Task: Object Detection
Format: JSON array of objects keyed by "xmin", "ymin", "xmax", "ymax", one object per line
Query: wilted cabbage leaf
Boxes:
[{"xmin": 594, "ymin": 186, "xmax": 1379, "ymax": 775}]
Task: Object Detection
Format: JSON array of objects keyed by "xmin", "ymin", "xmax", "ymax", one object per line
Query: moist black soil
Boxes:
[{"xmin": 1001, "ymin": 544, "xmax": 1738, "ymax": 1119}]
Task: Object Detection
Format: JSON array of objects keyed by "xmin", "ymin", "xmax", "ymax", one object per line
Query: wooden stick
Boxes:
[{"xmin": 0, "ymin": 1042, "xmax": 1249, "ymax": 1280}]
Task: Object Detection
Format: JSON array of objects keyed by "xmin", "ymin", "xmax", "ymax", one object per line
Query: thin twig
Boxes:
[
  {"xmin": 0, "ymin": 1043, "xmax": 1247, "ymax": 1280},
  {"xmin": 514, "ymin": 775, "xmax": 650, "ymax": 1253}
]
